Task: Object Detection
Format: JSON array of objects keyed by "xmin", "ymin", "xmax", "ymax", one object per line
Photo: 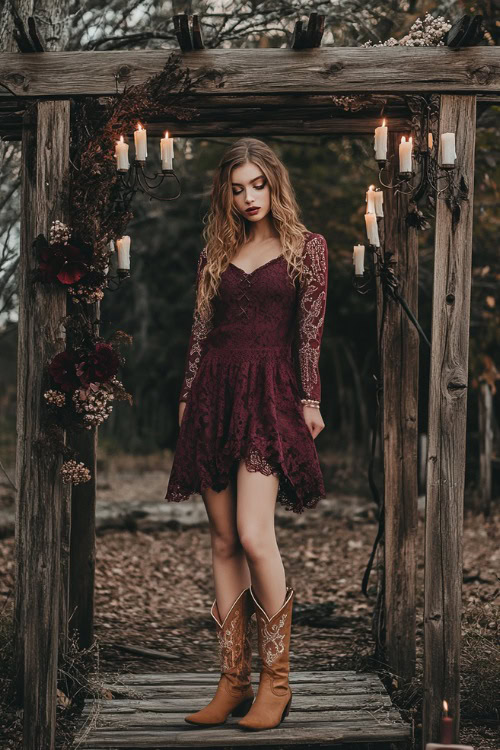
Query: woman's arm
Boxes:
[
  {"xmin": 179, "ymin": 247, "xmax": 213, "ymax": 404},
  {"xmin": 294, "ymin": 233, "xmax": 329, "ymax": 406}
]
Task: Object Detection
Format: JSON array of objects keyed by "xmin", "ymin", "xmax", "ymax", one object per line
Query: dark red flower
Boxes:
[
  {"xmin": 76, "ymin": 342, "xmax": 120, "ymax": 386},
  {"xmin": 48, "ymin": 351, "xmax": 81, "ymax": 393},
  {"xmin": 35, "ymin": 233, "xmax": 93, "ymax": 285}
]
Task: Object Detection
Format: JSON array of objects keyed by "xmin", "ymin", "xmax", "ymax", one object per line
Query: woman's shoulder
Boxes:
[{"xmin": 302, "ymin": 231, "xmax": 328, "ymax": 255}]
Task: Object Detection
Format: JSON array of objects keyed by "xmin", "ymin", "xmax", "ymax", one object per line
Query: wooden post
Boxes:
[
  {"xmin": 423, "ymin": 94, "xmax": 476, "ymax": 747},
  {"xmin": 380, "ymin": 131, "xmax": 419, "ymax": 682},
  {"xmin": 478, "ymin": 382, "xmax": 493, "ymax": 516},
  {"xmin": 68, "ymin": 301, "xmax": 99, "ymax": 651},
  {"xmin": 15, "ymin": 100, "xmax": 70, "ymax": 750}
]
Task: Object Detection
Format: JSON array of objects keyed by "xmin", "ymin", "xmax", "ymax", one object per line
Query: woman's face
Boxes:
[{"xmin": 230, "ymin": 161, "xmax": 271, "ymax": 223}]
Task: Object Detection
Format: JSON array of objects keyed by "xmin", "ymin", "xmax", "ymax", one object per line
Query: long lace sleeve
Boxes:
[
  {"xmin": 179, "ymin": 247, "xmax": 213, "ymax": 403},
  {"xmin": 294, "ymin": 233, "xmax": 328, "ymax": 405}
]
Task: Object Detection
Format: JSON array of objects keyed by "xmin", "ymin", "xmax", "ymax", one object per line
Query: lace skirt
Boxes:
[{"xmin": 164, "ymin": 345, "xmax": 326, "ymax": 514}]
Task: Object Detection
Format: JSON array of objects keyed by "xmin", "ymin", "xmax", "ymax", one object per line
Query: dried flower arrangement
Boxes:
[{"xmin": 34, "ymin": 52, "xmax": 211, "ymax": 484}]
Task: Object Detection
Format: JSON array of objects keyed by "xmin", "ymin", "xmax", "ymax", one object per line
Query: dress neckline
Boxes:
[{"xmin": 229, "ymin": 253, "xmax": 284, "ymax": 276}]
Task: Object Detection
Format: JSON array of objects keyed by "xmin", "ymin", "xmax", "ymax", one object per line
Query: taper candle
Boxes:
[
  {"xmin": 374, "ymin": 189, "xmax": 384, "ymax": 217},
  {"xmin": 364, "ymin": 213, "xmax": 380, "ymax": 247},
  {"xmin": 115, "ymin": 136, "xmax": 129, "ymax": 171},
  {"xmin": 134, "ymin": 123, "xmax": 147, "ymax": 161},
  {"xmin": 116, "ymin": 236, "xmax": 131, "ymax": 270},
  {"xmin": 374, "ymin": 118, "xmax": 388, "ymax": 160},
  {"xmin": 440, "ymin": 133, "xmax": 456, "ymax": 166},
  {"xmin": 353, "ymin": 244, "xmax": 365, "ymax": 275},
  {"xmin": 366, "ymin": 185, "xmax": 377, "ymax": 214},
  {"xmin": 399, "ymin": 135, "xmax": 413, "ymax": 173}
]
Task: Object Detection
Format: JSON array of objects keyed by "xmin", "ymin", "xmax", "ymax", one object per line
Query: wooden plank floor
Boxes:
[{"xmin": 74, "ymin": 670, "xmax": 411, "ymax": 748}]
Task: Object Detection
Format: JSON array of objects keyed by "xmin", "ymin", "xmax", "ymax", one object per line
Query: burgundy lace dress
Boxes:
[{"xmin": 164, "ymin": 231, "xmax": 328, "ymax": 513}]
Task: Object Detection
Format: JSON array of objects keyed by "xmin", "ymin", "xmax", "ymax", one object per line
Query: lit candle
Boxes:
[
  {"xmin": 440, "ymin": 133, "xmax": 456, "ymax": 166},
  {"xmin": 116, "ymin": 236, "xmax": 131, "ymax": 270},
  {"xmin": 364, "ymin": 213, "xmax": 380, "ymax": 247},
  {"xmin": 440, "ymin": 700, "xmax": 454, "ymax": 744},
  {"xmin": 160, "ymin": 130, "xmax": 174, "ymax": 170},
  {"xmin": 365, "ymin": 185, "xmax": 377, "ymax": 214},
  {"xmin": 353, "ymin": 244, "xmax": 365, "ymax": 275},
  {"xmin": 115, "ymin": 135, "xmax": 129, "ymax": 171},
  {"xmin": 428, "ymin": 132, "xmax": 433, "ymax": 150},
  {"xmin": 374, "ymin": 189, "xmax": 384, "ymax": 217},
  {"xmin": 399, "ymin": 135, "xmax": 413, "ymax": 173},
  {"xmin": 374, "ymin": 118, "xmax": 388, "ymax": 161},
  {"xmin": 134, "ymin": 123, "xmax": 147, "ymax": 161}
]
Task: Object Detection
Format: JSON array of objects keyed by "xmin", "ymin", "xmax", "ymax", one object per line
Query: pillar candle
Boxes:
[
  {"xmin": 366, "ymin": 185, "xmax": 377, "ymax": 214},
  {"xmin": 374, "ymin": 189, "xmax": 384, "ymax": 217},
  {"xmin": 116, "ymin": 236, "xmax": 131, "ymax": 270},
  {"xmin": 160, "ymin": 131, "xmax": 174, "ymax": 169},
  {"xmin": 353, "ymin": 244, "xmax": 365, "ymax": 275},
  {"xmin": 134, "ymin": 123, "xmax": 147, "ymax": 161},
  {"xmin": 440, "ymin": 133, "xmax": 456, "ymax": 166},
  {"xmin": 374, "ymin": 118, "xmax": 388, "ymax": 160},
  {"xmin": 115, "ymin": 136, "xmax": 129, "ymax": 171},
  {"xmin": 440, "ymin": 700, "xmax": 454, "ymax": 744},
  {"xmin": 399, "ymin": 136, "xmax": 413, "ymax": 173},
  {"xmin": 364, "ymin": 213, "xmax": 380, "ymax": 247}
]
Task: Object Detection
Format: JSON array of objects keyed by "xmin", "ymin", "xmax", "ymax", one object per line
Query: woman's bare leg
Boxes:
[
  {"xmin": 201, "ymin": 471, "xmax": 252, "ymax": 623},
  {"xmin": 235, "ymin": 461, "xmax": 287, "ymax": 618}
]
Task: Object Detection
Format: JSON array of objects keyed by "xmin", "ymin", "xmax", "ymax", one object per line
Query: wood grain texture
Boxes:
[
  {"xmin": 68, "ymin": 298, "xmax": 99, "ymax": 651},
  {"xmin": 381, "ymin": 131, "xmax": 419, "ymax": 682},
  {"xmin": 14, "ymin": 99, "xmax": 70, "ymax": 750},
  {"xmin": 0, "ymin": 47, "xmax": 498, "ymax": 97},
  {"xmin": 74, "ymin": 670, "xmax": 411, "ymax": 747},
  {"xmin": 423, "ymin": 94, "xmax": 476, "ymax": 748}
]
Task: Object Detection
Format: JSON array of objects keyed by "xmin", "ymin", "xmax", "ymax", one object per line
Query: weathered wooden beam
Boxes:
[
  {"xmin": 0, "ymin": 48, "xmax": 498, "ymax": 97},
  {"xmin": 15, "ymin": 99, "xmax": 70, "ymax": 750},
  {"xmin": 380, "ymin": 131, "xmax": 419, "ymax": 683},
  {"xmin": 423, "ymin": 94, "xmax": 476, "ymax": 748}
]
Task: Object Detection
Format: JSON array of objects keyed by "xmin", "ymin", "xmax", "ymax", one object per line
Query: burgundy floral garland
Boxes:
[{"xmin": 32, "ymin": 53, "xmax": 208, "ymax": 484}]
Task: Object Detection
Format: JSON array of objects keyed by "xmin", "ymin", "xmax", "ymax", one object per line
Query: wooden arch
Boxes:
[{"xmin": 1, "ymin": 19, "xmax": 499, "ymax": 749}]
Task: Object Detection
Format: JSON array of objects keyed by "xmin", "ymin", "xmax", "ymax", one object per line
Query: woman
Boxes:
[{"xmin": 165, "ymin": 137, "xmax": 328, "ymax": 731}]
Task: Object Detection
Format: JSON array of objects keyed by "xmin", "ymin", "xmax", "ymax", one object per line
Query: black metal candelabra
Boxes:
[{"xmin": 115, "ymin": 160, "xmax": 181, "ymax": 212}]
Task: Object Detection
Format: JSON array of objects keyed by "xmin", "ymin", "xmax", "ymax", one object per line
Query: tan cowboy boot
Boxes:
[
  {"xmin": 185, "ymin": 587, "xmax": 255, "ymax": 726},
  {"xmin": 237, "ymin": 584, "xmax": 294, "ymax": 730}
]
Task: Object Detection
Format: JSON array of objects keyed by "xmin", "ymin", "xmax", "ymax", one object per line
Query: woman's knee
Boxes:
[
  {"xmin": 210, "ymin": 528, "xmax": 243, "ymax": 559},
  {"xmin": 238, "ymin": 527, "xmax": 276, "ymax": 562}
]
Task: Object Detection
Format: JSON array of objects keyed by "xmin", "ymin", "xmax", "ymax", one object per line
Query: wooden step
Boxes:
[{"xmin": 74, "ymin": 670, "xmax": 411, "ymax": 748}]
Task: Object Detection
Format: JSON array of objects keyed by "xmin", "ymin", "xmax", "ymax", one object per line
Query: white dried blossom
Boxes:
[
  {"xmin": 362, "ymin": 13, "xmax": 452, "ymax": 48},
  {"xmin": 72, "ymin": 384, "xmax": 115, "ymax": 428},
  {"xmin": 67, "ymin": 285, "xmax": 105, "ymax": 305},
  {"xmin": 49, "ymin": 220, "xmax": 71, "ymax": 245},
  {"xmin": 44, "ymin": 389, "xmax": 66, "ymax": 407},
  {"xmin": 61, "ymin": 459, "xmax": 91, "ymax": 484}
]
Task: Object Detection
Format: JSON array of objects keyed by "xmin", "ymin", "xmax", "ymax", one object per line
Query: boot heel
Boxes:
[
  {"xmin": 231, "ymin": 696, "xmax": 254, "ymax": 716},
  {"xmin": 281, "ymin": 692, "xmax": 292, "ymax": 722}
]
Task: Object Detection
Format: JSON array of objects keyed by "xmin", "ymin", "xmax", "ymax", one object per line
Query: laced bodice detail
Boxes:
[{"xmin": 178, "ymin": 232, "xmax": 328, "ymax": 405}]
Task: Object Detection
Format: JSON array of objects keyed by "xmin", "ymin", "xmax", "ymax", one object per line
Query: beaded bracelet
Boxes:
[{"xmin": 301, "ymin": 398, "xmax": 320, "ymax": 409}]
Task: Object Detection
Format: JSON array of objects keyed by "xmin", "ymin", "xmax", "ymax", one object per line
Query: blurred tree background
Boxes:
[{"xmin": 0, "ymin": 0, "xmax": 498, "ymax": 499}]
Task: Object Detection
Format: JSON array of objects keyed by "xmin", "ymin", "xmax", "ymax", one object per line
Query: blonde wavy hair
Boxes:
[{"xmin": 195, "ymin": 137, "xmax": 310, "ymax": 322}]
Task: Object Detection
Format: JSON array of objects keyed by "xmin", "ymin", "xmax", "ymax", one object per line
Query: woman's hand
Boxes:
[
  {"xmin": 179, "ymin": 401, "xmax": 187, "ymax": 428},
  {"xmin": 302, "ymin": 405, "xmax": 325, "ymax": 440}
]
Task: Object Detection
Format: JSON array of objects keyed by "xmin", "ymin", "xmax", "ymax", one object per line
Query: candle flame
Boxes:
[
  {"xmin": 137, "ymin": 122, "xmax": 143, "ymax": 130},
  {"xmin": 369, "ymin": 184, "xmax": 375, "ymax": 190},
  {"xmin": 401, "ymin": 136, "xmax": 406, "ymax": 143},
  {"xmin": 119, "ymin": 135, "xmax": 124, "ymax": 143},
  {"xmin": 443, "ymin": 699, "xmax": 448, "ymax": 714},
  {"xmin": 165, "ymin": 130, "xmax": 169, "ymax": 138},
  {"xmin": 382, "ymin": 118, "xmax": 386, "ymax": 127}
]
